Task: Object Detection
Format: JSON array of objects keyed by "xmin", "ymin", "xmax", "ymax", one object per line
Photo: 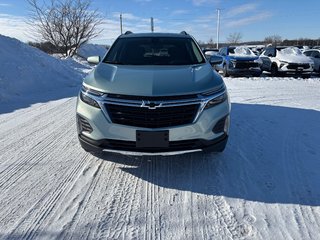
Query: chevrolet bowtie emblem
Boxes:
[{"xmin": 141, "ymin": 100, "xmax": 162, "ymax": 109}]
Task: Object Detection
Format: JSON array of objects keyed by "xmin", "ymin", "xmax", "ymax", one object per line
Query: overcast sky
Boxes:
[{"xmin": 0, "ymin": 0, "xmax": 319, "ymax": 45}]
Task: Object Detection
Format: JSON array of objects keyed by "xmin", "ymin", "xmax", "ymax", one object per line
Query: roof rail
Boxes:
[
  {"xmin": 124, "ymin": 31, "xmax": 133, "ymax": 35},
  {"xmin": 180, "ymin": 31, "xmax": 188, "ymax": 35}
]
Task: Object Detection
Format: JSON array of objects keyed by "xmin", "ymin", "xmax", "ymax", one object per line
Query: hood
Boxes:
[
  {"xmin": 277, "ymin": 53, "xmax": 313, "ymax": 64},
  {"xmin": 84, "ymin": 63, "xmax": 224, "ymax": 96}
]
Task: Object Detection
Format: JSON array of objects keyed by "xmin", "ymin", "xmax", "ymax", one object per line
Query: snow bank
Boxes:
[
  {"xmin": 0, "ymin": 34, "xmax": 82, "ymax": 102},
  {"xmin": 76, "ymin": 44, "xmax": 107, "ymax": 59}
]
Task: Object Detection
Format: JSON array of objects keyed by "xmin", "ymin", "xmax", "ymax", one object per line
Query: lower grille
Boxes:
[
  {"xmin": 77, "ymin": 115, "xmax": 93, "ymax": 133},
  {"xmin": 287, "ymin": 63, "xmax": 310, "ymax": 70},
  {"xmin": 104, "ymin": 139, "xmax": 197, "ymax": 151},
  {"xmin": 105, "ymin": 104, "xmax": 200, "ymax": 128},
  {"xmin": 79, "ymin": 133, "xmax": 228, "ymax": 153},
  {"xmin": 235, "ymin": 61, "xmax": 259, "ymax": 69}
]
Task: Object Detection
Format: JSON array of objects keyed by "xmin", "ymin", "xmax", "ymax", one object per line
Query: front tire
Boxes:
[
  {"xmin": 270, "ymin": 64, "xmax": 278, "ymax": 77},
  {"xmin": 253, "ymin": 72, "xmax": 262, "ymax": 77},
  {"xmin": 222, "ymin": 64, "xmax": 229, "ymax": 77}
]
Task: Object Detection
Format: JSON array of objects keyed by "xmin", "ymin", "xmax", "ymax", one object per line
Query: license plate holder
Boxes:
[{"xmin": 136, "ymin": 130, "xmax": 169, "ymax": 148}]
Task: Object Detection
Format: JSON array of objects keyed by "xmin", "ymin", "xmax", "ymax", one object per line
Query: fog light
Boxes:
[
  {"xmin": 224, "ymin": 115, "xmax": 230, "ymax": 134},
  {"xmin": 212, "ymin": 115, "xmax": 229, "ymax": 134}
]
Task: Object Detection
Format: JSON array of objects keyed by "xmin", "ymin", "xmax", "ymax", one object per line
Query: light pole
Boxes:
[
  {"xmin": 151, "ymin": 17, "xmax": 154, "ymax": 32},
  {"xmin": 120, "ymin": 13, "xmax": 123, "ymax": 34},
  {"xmin": 216, "ymin": 9, "xmax": 221, "ymax": 49}
]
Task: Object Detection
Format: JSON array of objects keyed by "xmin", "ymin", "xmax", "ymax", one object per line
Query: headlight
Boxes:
[
  {"xmin": 254, "ymin": 58, "xmax": 263, "ymax": 66},
  {"xmin": 204, "ymin": 91, "xmax": 228, "ymax": 109},
  {"xmin": 279, "ymin": 60, "xmax": 288, "ymax": 68},
  {"xmin": 81, "ymin": 85, "xmax": 105, "ymax": 96},
  {"xmin": 229, "ymin": 59, "xmax": 236, "ymax": 68},
  {"xmin": 79, "ymin": 85, "xmax": 104, "ymax": 108}
]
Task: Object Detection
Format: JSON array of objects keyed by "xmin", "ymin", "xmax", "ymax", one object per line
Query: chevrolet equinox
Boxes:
[{"xmin": 76, "ymin": 32, "xmax": 231, "ymax": 155}]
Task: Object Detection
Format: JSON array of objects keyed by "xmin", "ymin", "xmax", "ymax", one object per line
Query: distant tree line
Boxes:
[
  {"xmin": 200, "ymin": 33, "xmax": 320, "ymax": 49},
  {"xmin": 28, "ymin": 41, "xmax": 62, "ymax": 54}
]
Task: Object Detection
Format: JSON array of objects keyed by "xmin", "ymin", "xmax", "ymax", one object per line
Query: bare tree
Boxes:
[
  {"xmin": 264, "ymin": 35, "xmax": 282, "ymax": 46},
  {"xmin": 207, "ymin": 38, "xmax": 215, "ymax": 48},
  {"xmin": 227, "ymin": 32, "xmax": 242, "ymax": 45},
  {"xmin": 27, "ymin": 0, "xmax": 103, "ymax": 57}
]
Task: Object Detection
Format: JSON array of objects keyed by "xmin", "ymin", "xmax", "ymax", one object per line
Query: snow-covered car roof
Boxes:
[
  {"xmin": 229, "ymin": 46, "xmax": 256, "ymax": 56},
  {"xmin": 279, "ymin": 47, "xmax": 303, "ymax": 55}
]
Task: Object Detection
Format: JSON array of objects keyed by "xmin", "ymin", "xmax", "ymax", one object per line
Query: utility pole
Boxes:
[
  {"xmin": 120, "ymin": 13, "xmax": 123, "ymax": 34},
  {"xmin": 216, "ymin": 9, "xmax": 221, "ymax": 49},
  {"xmin": 151, "ymin": 17, "xmax": 154, "ymax": 32}
]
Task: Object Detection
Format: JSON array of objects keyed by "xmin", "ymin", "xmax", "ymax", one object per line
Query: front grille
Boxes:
[
  {"xmin": 105, "ymin": 103, "xmax": 200, "ymax": 128},
  {"xmin": 287, "ymin": 63, "xmax": 310, "ymax": 70},
  {"xmin": 234, "ymin": 61, "xmax": 259, "ymax": 69}
]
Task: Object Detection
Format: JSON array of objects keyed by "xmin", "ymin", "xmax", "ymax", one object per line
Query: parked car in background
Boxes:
[
  {"xmin": 203, "ymin": 48, "xmax": 219, "ymax": 60},
  {"xmin": 215, "ymin": 46, "xmax": 262, "ymax": 77},
  {"xmin": 295, "ymin": 45, "xmax": 311, "ymax": 53},
  {"xmin": 248, "ymin": 46, "xmax": 265, "ymax": 56},
  {"xmin": 304, "ymin": 49, "xmax": 320, "ymax": 72},
  {"xmin": 260, "ymin": 46, "xmax": 314, "ymax": 77}
]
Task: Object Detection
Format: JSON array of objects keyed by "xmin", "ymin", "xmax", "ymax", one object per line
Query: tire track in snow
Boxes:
[
  {"xmin": 0, "ymin": 119, "xmax": 75, "ymax": 192},
  {"xmin": 55, "ymin": 158, "xmax": 109, "ymax": 240},
  {"xmin": 0, "ymin": 98, "xmax": 88, "ymax": 237},
  {"xmin": 96, "ymin": 157, "xmax": 142, "ymax": 240},
  {"xmin": 283, "ymin": 128, "xmax": 320, "ymax": 240},
  {"xmin": 7, "ymin": 151, "xmax": 89, "ymax": 239},
  {"xmin": 0, "ymin": 98, "xmax": 74, "ymax": 151}
]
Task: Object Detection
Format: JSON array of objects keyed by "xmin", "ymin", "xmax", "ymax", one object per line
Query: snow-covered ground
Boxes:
[{"xmin": 1, "ymin": 36, "xmax": 320, "ymax": 239}]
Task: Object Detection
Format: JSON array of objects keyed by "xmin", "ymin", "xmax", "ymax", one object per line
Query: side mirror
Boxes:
[
  {"xmin": 209, "ymin": 55, "xmax": 223, "ymax": 65},
  {"xmin": 87, "ymin": 56, "xmax": 100, "ymax": 64}
]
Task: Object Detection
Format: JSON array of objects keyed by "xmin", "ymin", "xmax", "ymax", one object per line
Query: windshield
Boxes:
[
  {"xmin": 103, "ymin": 37, "xmax": 205, "ymax": 65},
  {"xmin": 280, "ymin": 47, "xmax": 303, "ymax": 55},
  {"xmin": 229, "ymin": 46, "xmax": 255, "ymax": 56}
]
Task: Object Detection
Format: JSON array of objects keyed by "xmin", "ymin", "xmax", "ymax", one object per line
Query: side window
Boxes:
[
  {"xmin": 264, "ymin": 48, "xmax": 272, "ymax": 57},
  {"xmin": 219, "ymin": 48, "xmax": 226, "ymax": 56},
  {"xmin": 222, "ymin": 48, "xmax": 227, "ymax": 56},
  {"xmin": 311, "ymin": 51, "xmax": 320, "ymax": 58},
  {"xmin": 191, "ymin": 41, "xmax": 203, "ymax": 63},
  {"xmin": 304, "ymin": 51, "xmax": 312, "ymax": 57}
]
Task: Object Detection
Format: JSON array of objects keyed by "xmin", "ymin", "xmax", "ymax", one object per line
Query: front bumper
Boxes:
[
  {"xmin": 76, "ymin": 89, "xmax": 231, "ymax": 154},
  {"xmin": 278, "ymin": 63, "xmax": 313, "ymax": 74},
  {"xmin": 227, "ymin": 67, "xmax": 262, "ymax": 76},
  {"xmin": 78, "ymin": 133, "xmax": 228, "ymax": 154}
]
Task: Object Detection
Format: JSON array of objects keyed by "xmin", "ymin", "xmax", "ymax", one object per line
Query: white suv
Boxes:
[{"xmin": 260, "ymin": 46, "xmax": 314, "ymax": 77}]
